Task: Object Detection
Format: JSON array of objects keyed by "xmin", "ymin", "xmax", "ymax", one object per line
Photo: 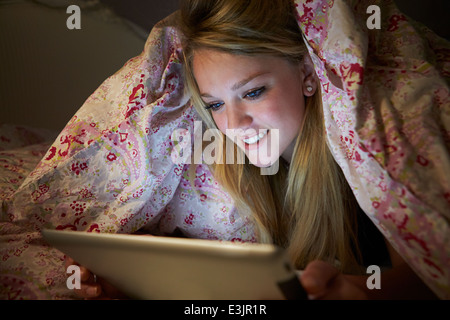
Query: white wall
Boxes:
[{"xmin": 0, "ymin": 0, "xmax": 163, "ymax": 131}]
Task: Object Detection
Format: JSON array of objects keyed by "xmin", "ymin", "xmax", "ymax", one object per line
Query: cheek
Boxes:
[
  {"xmin": 277, "ymin": 91, "xmax": 305, "ymax": 123},
  {"xmin": 264, "ymin": 96, "xmax": 305, "ymax": 137},
  {"xmin": 259, "ymin": 100, "xmax": 293, "ymax": 128},
  {"xmin": 211, "ymin": 113, "xmax": 226, "ymax": 134}
]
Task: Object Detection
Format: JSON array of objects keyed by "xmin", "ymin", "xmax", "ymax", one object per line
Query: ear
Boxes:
[{"xmin": 299, "ymin": 54, "xmax": 318, "ymax": 97}]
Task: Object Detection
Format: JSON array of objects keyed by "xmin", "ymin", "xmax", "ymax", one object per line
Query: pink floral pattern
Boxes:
[
  {"xmin": 295, "ymin": 0, "xmax": 449, "ymax": 298},
  {"xmin": 1, "ymin": 0, "xmax": 449, "ymax": 299}
]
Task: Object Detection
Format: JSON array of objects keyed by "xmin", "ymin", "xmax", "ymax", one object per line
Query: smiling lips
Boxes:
[{"xmin": 242, "ymin": 129, "xmax": 269, "ymax": 145}]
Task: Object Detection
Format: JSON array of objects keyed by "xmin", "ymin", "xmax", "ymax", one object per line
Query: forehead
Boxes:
[
  {"xmin": 192, "ymin": 49, "xmax": 293, "ymax": 89},
  {"xmin": 193, "ymin": 50, "xmax": 264, "ymax": 74}
]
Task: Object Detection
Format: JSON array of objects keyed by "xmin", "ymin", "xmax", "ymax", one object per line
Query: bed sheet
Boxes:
[{"xmin": 0, "ymin": 124, "xmax": 77, "ymax": 299}]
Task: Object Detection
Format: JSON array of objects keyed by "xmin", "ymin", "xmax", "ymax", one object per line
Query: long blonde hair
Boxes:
[{"xmin": 180, "ymin": 0, "xmax": 362, "ymax": 273}]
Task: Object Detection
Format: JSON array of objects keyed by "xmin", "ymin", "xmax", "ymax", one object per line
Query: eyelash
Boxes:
[
  {"xmin": 204, "ymin": 86, "xmax": 266, "ymax": 111},
  {"xmin": 205, "ymin": 102, "xmax": 224, "ymax": 111},
  {"xmin": 245, "ymin": 86, "xmax": 266, "ymax": 100}
]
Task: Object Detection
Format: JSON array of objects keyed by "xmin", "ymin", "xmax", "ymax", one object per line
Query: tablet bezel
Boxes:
[{"xmin": 42, "ymin": 229, "xmax": 306, "ymax": 300}]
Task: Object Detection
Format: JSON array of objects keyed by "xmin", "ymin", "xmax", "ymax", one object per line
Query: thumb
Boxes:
[{"xmin": 300, "ymin": 260, "xmax": 339, "ymax": 299}]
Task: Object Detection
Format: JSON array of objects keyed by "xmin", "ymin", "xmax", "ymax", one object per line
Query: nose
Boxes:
[{"xmin": 226, "ymin": 102, "xmax": 253, "ymax": 131}]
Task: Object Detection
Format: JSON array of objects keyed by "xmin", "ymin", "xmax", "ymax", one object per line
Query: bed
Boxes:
[{"xmin": 1, "ymin": 0, "xmax": 449, "ymax": 299}]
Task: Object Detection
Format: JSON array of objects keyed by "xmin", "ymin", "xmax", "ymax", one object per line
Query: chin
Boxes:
[
  {"xmin": 248, "ymin": 155, "xmax": 279, "ymax": 169},
  {"xmin": 250, "ymin": 162, "xmax": 272, "ymax": 168},
  {"xmin": 249, "ymin": 158, "xmax": 280, "ymax": 175},
  {"xmin": 245, "ymin": 147, "xmax": 280, "ymax": 166}
]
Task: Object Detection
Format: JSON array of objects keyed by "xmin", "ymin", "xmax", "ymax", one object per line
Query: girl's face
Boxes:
[{"xmin": 193, "ymin": 49, "xmax": 314, "ymax": 167}]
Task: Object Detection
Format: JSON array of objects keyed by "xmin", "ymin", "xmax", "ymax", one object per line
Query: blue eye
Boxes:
[
  {"xmin": 245, "ymin": 87, "xmax": 266, "ymax": 99},
  {"xmin": 205, "ymin": 102, "xmax": 224, "ymax": 111}
]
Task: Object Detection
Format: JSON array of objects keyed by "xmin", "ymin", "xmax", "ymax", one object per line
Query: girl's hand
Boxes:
[
  {"xmin": 64, "ymin": 256, "xmax": 129, "ymax": 300},
  {"xmin": 300, "ymin": 260, "xmax": 368, "ymax": 300}
]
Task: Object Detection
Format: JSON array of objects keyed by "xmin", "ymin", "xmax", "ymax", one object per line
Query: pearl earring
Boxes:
[{"xmin": 306, "ymin": 86, "xmax": 313, "ymax": 93}]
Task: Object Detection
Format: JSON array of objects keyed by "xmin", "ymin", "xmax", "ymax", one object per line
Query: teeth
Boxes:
[{"xmin": 243, "ymin": 130, "xmax": 268, "ymax": 145}]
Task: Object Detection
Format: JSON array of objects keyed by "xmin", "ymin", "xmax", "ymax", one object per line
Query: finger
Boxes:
[
  {"xmin": 79, "ymin": 265, "xmax": 92, "ymax": 282},
  {"xmin": 63, "ymin": 257, "xmax": 92, "ymax": 282},
  {"xmin": 315, "ymin": 275, "xmax": 368, "ymax": 300},
  {"xmin": 98, "ymin": 277, "xmax": 129, "ymax": 300},
  {"xmin": 64, "ymin": 256, "xmax": 77, "ymax": 269},
  {"xmin": 75, "ymin": 281, "xmax": 102, "ymax": 299},
  {"xmin": 300, "ymin": 260, "xmax": 340, "ymax": 298}
]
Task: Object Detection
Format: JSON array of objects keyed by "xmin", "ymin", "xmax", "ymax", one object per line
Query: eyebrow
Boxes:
[{"xmin": 200, "ymin": 72, "xmax": 269, "ymax": 98}]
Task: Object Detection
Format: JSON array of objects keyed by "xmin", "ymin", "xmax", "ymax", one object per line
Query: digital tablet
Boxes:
[{"xmin": 41, "ymin": 229, "xmax": 306, "ymax": 300}]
